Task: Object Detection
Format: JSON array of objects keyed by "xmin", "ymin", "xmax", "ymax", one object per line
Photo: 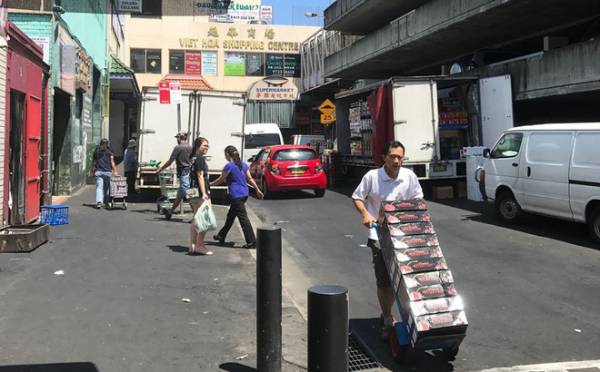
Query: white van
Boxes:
[
  {"xmin": 243, "ymin": 123, "xmax": 284, "ymax": 162},
  {"xmin": 480, "ymin": 123, "xmax": 600, "ymax": 242}
]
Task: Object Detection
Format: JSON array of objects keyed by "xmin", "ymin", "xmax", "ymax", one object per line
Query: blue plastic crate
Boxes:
[{"xmin": 40, "ymin": 205, "xmax": 70, "ymax": 225}]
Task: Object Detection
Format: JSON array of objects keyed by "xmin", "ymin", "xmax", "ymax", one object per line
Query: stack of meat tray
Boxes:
[{"xmin": 379, "ymin": 199, "xmax": 468, "ymax": 351}]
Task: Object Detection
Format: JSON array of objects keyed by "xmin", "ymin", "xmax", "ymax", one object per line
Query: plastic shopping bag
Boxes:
[{"xmin": 194, "ymin": 202, "xmax": 218, "ymax": 232}]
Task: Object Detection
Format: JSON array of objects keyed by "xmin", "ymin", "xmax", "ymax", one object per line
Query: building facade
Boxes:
[
  {"xmin": 7, "ymin": 0, "xmax": 132, "ymax": 196},
  {"xmin": 125, "ymin": 2, "xmax": 318, "ymax": 136}
]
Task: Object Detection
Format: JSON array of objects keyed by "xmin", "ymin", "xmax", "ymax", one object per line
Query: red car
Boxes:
[{"xmin": 248, "ymin": 145, "xmax": 327, "ymax": 197}]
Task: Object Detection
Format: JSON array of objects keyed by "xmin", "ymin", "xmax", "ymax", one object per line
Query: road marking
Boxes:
[{"xmin": 477, "ymin": 360, "xmax": 600, "ymax": 372}]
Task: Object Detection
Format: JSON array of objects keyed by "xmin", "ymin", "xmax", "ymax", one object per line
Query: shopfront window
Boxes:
[
  {"xmin": 246, "ymin": 53, "xmax": 265, "ymax": 76},
  {"xmin": 224, "ymin": 52, "xmax": 246, "ymax": 76},
  {"xmin": 130, "ymin": 49, "xmax": 146, "ymax": 73},
  {"xmin": 130, "ymin": 49, "xmax": 162, "ymax": 74},
  {"xmin": 146, "ymin": 49, "xmax": 162, "ymax": 73},
  {"xmin": 169, "ymin": 50, "xmax": 185, "ymax": 74}
]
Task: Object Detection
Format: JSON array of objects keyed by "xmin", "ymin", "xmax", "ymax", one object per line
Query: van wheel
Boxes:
[
  {"xmin": 495, "ymin": 191, "xmax": 522, "ymax": 224},
  {"xmin": 589, "ymin": 207, "xmax": 600, "ymax": 243}
]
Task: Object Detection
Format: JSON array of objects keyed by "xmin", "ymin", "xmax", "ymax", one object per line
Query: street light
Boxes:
[{"xmin": 305, "ymin": 12, "xmax": 319, "ymax": 18}]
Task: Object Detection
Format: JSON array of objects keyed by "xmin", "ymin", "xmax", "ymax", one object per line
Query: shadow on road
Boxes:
[
  {"xmin": 263, "ymin": 190, "xmax": 317, "ymax": 200},
  {"xmin": 167, "ymin": 244, "xmax": 188, "ymax": 253},
  {"xmin": 0, "ymin": 362, "xmax": 99, "ymax": 371},
  {"xmin": 219, "ymin": 362, "xmax": 256, "ymax": 372},
  {"xmin": 350, "ymin": 318, "xmax": 456, "ymax": 372},
  {"xmin": 435, "ymin": 198, "xmax": 599, "ymax": 250}
]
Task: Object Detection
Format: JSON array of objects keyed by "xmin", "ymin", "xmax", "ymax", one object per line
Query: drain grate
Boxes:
[{"xmin": 348, "ymin": 333, "xmax": 382, "ymax": 371}]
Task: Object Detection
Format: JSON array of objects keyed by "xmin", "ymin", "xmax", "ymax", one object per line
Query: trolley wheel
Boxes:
[
  {"xmin": 444, "ymin": 346, "xmax": 459, "ymax": 361},
  {"xmin": 389, "ymin": 326, "xmax": 409, "ymax": 362},
  {"xmin": 156, "ymin": 196, "xmax": 167, "ymax": 213}
]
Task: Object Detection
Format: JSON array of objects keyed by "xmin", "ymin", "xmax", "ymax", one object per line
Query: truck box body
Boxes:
[{"xmin": 138, "ymin": 89, "xmax": 244, "ymax": 190}]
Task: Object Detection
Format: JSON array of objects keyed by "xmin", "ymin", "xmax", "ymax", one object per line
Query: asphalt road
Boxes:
[{"xmin": 247, "ymin": 185, "xmax": 600, "ymax": 371}]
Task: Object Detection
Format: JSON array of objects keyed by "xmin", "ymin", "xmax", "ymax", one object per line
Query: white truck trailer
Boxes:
[
  {"xmin": 137, "ymin": 88, "xmax": 245, "ymax": 194},
  {"xmin": 334, "ymin": 75, "xmax": 514, "ymax": 180}
]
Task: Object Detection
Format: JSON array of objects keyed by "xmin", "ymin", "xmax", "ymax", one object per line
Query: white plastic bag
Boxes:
[{"xmin": 194, "ymin": 202, "xmax": 218, "ymax": 232}]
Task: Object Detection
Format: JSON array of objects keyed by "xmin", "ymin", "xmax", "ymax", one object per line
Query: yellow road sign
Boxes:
[
  {"xmin": 319, "ymin": 99, "xmax": 336, "ymax": 116},
  {"xmin": 321, "ymin": 113, "xmax": 335, "ymax": 125}
]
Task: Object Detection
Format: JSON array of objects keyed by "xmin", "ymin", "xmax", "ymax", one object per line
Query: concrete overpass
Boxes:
[
  {"xmin": 324, "ymin": 0, "xmax": 600, "ymax": 79},
  {"xmin": 324, "ymin": 0, "xmax": 428, "ymax": 35}
]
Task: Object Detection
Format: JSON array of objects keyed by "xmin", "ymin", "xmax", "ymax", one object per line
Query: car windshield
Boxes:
[
  {"xmin": 244, "ymin": 134, "xmax": 281, "ymax": 149},
  {"xmin": 273, "ymin": 149, "xmax": 318, "ymax": 161}
]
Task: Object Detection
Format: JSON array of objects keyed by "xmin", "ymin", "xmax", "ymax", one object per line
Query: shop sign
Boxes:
[
  {"xmin": 248, "ymin": 76, "xmax": 299, "ymax": 101},
  {"xmin": 170, "ymin": 82, "xmax": 182, "ymax": 104},
  {"xmin": 31, "ymin": 37, "xmax": 50, "ymax": 64},
  {"xmin": 185, "ymin": 52, "xmax": 202, "ymax": 75},
  {"xmin": 58, "ymin": 26, "xmax": 76, "ymax": 95},
  {"xmin": 159, "ymin": 82, "xmax": 171, "ymax": 104},
  {"xmin": 207, "ymin": 0, "xmax": 261, "ymax": 23},
  {"xmin": 201, "ymin": 51, "xmax": 218, "ymax": 76},
  {"xmin": 260, "ymin": 5, "xmax": 273, "ymax": 24},
  {"xmin": 178, "ymin": 37, "xmax": 300, "ymax": 52},
  {"xmin": 76, "ymin": 49, "xmax": 91, "ymax": 91},
  {"xmin": 116, "ymin": 0, "xmax": 142, "ymax": 13}
]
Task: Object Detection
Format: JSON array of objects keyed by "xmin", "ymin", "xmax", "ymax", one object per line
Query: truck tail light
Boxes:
[{"xmin": 479, "ymin": 169, "xmax": 485, "ymax": 183}]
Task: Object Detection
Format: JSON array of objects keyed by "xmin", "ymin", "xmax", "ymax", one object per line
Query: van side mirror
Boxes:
[
  {"xmin": 483, "ymin": 149, "xmax": 491, "ymax": 158},
  {"xmin": 248, "ymin": 156, "xmax": 256, "ymax": 162}
]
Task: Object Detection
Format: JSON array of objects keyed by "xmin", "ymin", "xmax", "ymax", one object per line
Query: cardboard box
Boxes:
[
  {"xmin": 388, "ymin": 222, "xmax": 435, "ymax": 236},
  {"xmin": 397, "ymin": 257, "xmax": 449, "ymax": 275},
  {"xmin": 392, "ymin": 234, "xmax": 439, "ymax": 249},
  {"xmin": 382, "ymin": 199, "xmax": 428, "ymax": 212},
  {"xmin": 394, "ymin": 246, "xmax": 444, "ymax": 262},
  {"xmin": 408, "ymin": 310, "xmax": 468, "ymax": 337},
  {"xmin": 385, "ymin": 211, "xmax": 431, "ymax": 224},
  {"xmin": 408, "ymin": 296, "xmax": 465, "ymax": 317}
]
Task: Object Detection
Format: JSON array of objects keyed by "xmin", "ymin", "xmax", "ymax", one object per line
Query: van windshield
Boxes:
[
  {"xmin": 244, "ymin": 134, "xmax": 281, "ymax": 149},
  {"xmin": 491, "ymin": 133, "xmax": 523, "ymax": 158}
]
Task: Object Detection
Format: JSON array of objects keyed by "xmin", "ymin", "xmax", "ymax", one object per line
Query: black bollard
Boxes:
[
  {"xmin": 257, "ymin": 227, "xmax": 282, "ymax": 372},
  {"xmin": 308, "ymin": 285, "xmax": 349, "ymax": 372}
]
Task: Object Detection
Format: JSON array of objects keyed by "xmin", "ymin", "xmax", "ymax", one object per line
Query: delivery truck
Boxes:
[
  {"xmin": 137, "ymin": 88, "xmax": 246, "ymax": 194},
  {"xmin": 333, "ymin": 75, "xmax": 515, "ymax": 180}
]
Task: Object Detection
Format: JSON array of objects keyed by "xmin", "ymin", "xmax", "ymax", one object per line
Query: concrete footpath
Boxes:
[{"xmin": 0, "ymin": 186, "xmax": 306, "ymax": 371}]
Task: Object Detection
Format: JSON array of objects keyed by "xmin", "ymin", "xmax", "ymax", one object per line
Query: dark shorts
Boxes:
[{"xmin": 368, "ymin": 239, "xmax": 391, "ymax": 289}]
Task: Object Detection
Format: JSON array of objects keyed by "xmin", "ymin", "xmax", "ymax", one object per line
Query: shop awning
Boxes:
[
  {"xmin": 110, "ymin": 55, "xmax": 141, "ymax": 101},
  {"xmin": 159, "ymin": 74, "xmax": 213, "ymax": 91}
]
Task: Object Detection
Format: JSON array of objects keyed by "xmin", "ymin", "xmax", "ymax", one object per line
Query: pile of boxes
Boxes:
[{"xmin": 379, "ymin": 199, "xmax": 468, "ymax": 348}]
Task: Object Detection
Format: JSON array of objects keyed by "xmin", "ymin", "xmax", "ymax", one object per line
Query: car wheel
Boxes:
[
  {"xmin": 315, "ymin": 189, "xmax": 325, "ymax": 198},
  {"xmin": 588, "ymin": 206, "xmax": 600, "ymax": 243},
  {"xmin": 495, "ymin": 191, "xmax": 522, "ymax": 224},
  {"xmin": 261, "ymin": 178, "xmax": 270, "ymax": 199}
]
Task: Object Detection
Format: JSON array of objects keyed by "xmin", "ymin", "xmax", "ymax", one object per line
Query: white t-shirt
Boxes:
[{"xmin": 352, "ymin": 167, "xmax": 424, "ymax": 240}]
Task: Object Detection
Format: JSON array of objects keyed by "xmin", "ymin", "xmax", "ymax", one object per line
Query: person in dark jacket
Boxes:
[
  {"xmin": 91, "ymin": 138, "xmax": 119, "ymax": 209},
  {"xmin": 210, "ymin": 145, "xmax": 263, "ymax": 248}
]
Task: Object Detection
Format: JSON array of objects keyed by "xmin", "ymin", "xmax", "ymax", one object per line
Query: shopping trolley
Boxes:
[{"xmin": 108, "ymin": 175, "xmax": 128, "ymax": 210}]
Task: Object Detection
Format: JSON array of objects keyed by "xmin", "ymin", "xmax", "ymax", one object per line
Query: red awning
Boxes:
[{"xmin": 158, "ymin": 74, "xmax": 213, "ymax": 91}]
